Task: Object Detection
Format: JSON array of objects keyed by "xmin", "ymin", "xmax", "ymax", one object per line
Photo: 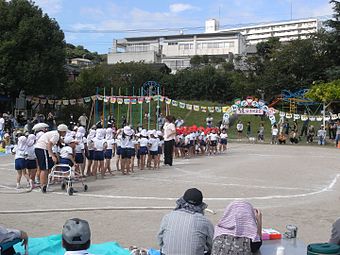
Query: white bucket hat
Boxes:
[{"xmin": 57, "ymin": 124, "xmax": 69, "ymax": 132}]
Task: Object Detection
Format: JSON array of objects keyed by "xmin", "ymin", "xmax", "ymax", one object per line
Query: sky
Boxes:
[{"xmin": 32, "ymin": 0, "xmax": 334, "ymax": 54}]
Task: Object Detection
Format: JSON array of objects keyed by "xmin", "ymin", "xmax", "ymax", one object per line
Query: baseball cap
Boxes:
[
  {"xmin": 62, "ymin": 218, "xmax": 91, "ymax": 245},
  {"xmin": 57, "ymin": 124, "xmax": 69, "ymax": 132},
  {"xmin": 183, "ymin": 188, "xmax": 203, "ymax": 206}
]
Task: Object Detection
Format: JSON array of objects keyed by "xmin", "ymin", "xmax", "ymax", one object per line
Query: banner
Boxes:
[
  {"xmin": 55, "ymin": 100, "xmax": 62, "ymax": 105},
  {"xmin": 117, "ymin": 98, "xmax": 123, "ymax": 104},
  {"xmin": 165, "ymin": 98, "xmax": 172, "ymax": 105},
  {"xmin": 131, "ymin": 98, "xmax": 137, "ymax": 104},
  {"xmin": 236, "ymin": 108, "xmax": 264, "ymax": 115},
  {"xmin": 172, "ymin": 100, "xmax": 178, "ymax": 107},
  {"xmin": 48, "ymin": 99, "xmax": 55, "ymax": 105},
  {"xmin": 222, "ymin": 106, "xmax": 230, "ymax": 113},
  {"xmin": 138, "ymin": 97, "xmax": 144, "ymax": 104},
  {"xmin": 179, "ymin": 102, "xmax": 186, "ymax": 109},
  {"xmin": 124, "ymin": 98, "xmax": 130, "ymax": 105},
  {"xmin": 110, "ymin": 97, "xmax": 116, "ymax": 104},
  {"xmin": 103, "ymin": 96, "xmax": 110, "ymax": 103},
  {"xmin": 193, "ymin": 105, "xmax": 200, "ymax": 111},
  {"xmin": 84, "ymin": 97, "xmax": 91, "ymax": 103},
  {"xmin": 215, "ymin": 107, "xmax": 222, "ymax": 113},
  {"xmin": 208, "ymin": 107, "xmax": 215, "ymax": 113},
  {"xmin": 63, "ymin": 100, "xmax": 69, "ymax": 106},
  {"xmin": 69, "ymin": 99, "xmax": 77, "ymax": 105},
  {"xmin": 77, "ymin": 98, "xmax": 84, "ymax": 104},
  {"xmin": 40, "ymin": 99, "xmax": 47, "ymax": 105},
  {"xmin": 186, "ymin": 104, "xmax": 193, "ymax": 110},
  {"xmin": 201, "ymin": 106, "xmax": 207, "ymax": 113}
]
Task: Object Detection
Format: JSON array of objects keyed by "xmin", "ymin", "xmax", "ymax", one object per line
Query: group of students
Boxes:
[
  {"xmin": 174, "ymin": 126, "xmax": 228, "ymax": 157},
  {"xmin": 12, "ymin": 124, "xmax": 170, "ymax": 191}
]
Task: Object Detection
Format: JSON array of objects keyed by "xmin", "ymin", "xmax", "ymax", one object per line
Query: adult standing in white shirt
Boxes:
[
  {"xmin": 34, "ymin": 124, "xmax": 68, "ymax": 193},
  {"xmin": 163, "ymin": 116, "xmax": 176, "ymax": 166},
  {"xmin": 236, "ymin": 121, "xmax": 243, "ymax": 140}
]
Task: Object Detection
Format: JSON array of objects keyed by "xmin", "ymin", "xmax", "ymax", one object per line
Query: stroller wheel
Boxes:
[
  {"xmin": 67, "ymin": 187, "xmax": 74, "ymax": 196},
  {"xmin": 84, "ymin": 185, "xmax": 88, "ymax": 192},
  {"xmin": 61, "ymin": 183, "xmax": 66, "ymax": 190}
]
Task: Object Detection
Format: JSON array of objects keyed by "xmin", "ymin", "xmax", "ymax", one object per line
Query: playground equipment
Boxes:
[{"xmin": 269, "ymin": 89, "xmax": 321, "ymax": 113}]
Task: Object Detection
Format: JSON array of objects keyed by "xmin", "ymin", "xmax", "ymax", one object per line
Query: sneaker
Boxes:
[
  {"xmin": 29, "ymin": 180, "xmax": 35, "ymax": 190},
  {"xmin": 16, "ymin": 183, "xmax": 20, "ymax": 189},
  {"xmin": 35, "ymin": 178, "xmax": 40, "ymax": 184}
]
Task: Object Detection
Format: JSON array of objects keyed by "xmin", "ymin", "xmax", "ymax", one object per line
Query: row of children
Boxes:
[{"xmin": 174, "ymin": 126, "xmax": 228, "ymax": 157}]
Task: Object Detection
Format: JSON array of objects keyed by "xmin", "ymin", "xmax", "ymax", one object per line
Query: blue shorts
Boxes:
[
  {"xmin": 150, "ymin": 150, "xmax": 158, "ymax": 157},
  {"xmin": 116, "ymin": 146, "xmax": 122, "ymax": 156},
  {"xmin": 35, "ymin": 148, "xmax": 54, "ymax": 170},
  {"xmin": 220, "ymin": 139, "xmax": 228, "ymax": 145},
  {"xmin": 15, "ymin": 158, "xmax": 26, "ymax": 170},
  {"xmin": 26, "ymin": 159, "xmax": 37, "ymax": 170},
  {"xmin": 59, "ymin": 158, "xmax": 73, "ymax": 171},
  {"xmin": 94, "ymin": 151, "xmax": 104, "ymax": 161},
  {"xmin": 86, "ymin": 150, "xmax": 94, "ymax": 160},
  {"xmin": 139, "ymin": 146, "xmax": 148, "ymax": 155},
  {"xmin": 75, "ymin": 153, "xmax": 84, "ymax": 164},
  {"xmin": 200, "ymin": 141, "xmax": 206, "ymax": 146},
  {"xmin": 105, "ymin": 149, "xmax": 113, "ymax": 159},
  {"xmin": 158, "ymin": 146, "xmax": 163, "ymax": 154},
  {"xmin": 121, "ymin": 148, "xmax": 131, "ymax": 159},
  {"xmin": 128, "ymin": 148, "xmax": 135, "ymax": 157}
]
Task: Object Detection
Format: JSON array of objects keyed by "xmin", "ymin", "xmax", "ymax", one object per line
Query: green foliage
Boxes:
[
  {"xmin": 66, "ymin": 43, "xmax": 104, "ymax": 63},
  {"xmin": 0, "ymin": 0, "xmax": 66, "ymax": 97},
  {"xmin": 305, "ymin": 79, "xmax": 340, "ymax": 102}
]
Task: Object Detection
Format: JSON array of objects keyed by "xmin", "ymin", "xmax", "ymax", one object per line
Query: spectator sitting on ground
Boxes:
[
  {"xmin": 212, "ymin": 201, "xmax": 262, "ymax": 255},
  {"xmin": 278, "ymin": 132, "xmax": 286, "ymax": 144},
  {"xmin": 62, "ymin": 218, "xmax": 94, "ymax": 255},
  {"xmin": 329, "ymin": 218, "xmax": 340, "ymax": 245},
  {"xmin": 0, "ymin": 225, "xmax": 28, "ymax": 255},
  {"xmin": 158, "ymin": 188, "xmax": 214, "ymax": 255},
  {"xmin": 289, "ymin": 130, "xmax": 299, "ymax": 144}
]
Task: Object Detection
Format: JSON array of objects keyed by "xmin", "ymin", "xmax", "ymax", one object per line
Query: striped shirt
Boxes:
[{"xmin": 158, "ymin": 209, "xmax": 214, "ymax": 255}]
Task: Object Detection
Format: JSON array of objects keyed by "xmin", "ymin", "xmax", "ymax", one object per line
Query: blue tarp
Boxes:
[{"xmin": 14, "ymin": 234, "xmax": 130, "ymax": 255}]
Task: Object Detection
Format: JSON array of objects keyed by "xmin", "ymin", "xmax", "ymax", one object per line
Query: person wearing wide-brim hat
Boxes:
[{"xmin": 158, "ymin": 188, "xmax": 214, "ymax": 255}]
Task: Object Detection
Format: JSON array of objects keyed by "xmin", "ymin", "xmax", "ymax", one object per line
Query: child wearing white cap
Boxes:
[
  {"xmin": 120, "ymin": 126, "xmax": 133, "ymax": 175},
  {"xmin": 13, "ymin": 136, "xmax": 30, "ymax": 189},
  {"xmin": 138, "ymin": 129, "xmax": 149, "ymax": 170},
  {"xmin": 92, "ymin": 129, "xmax": 107, "ymax": 179},
  {"xmin": 104, "ymin": 128, "xmax": 115, "ymax": 175},
  {"xmin": 85, "ymin": 129, "xmax": 96, "ymax": 176},
  {"xmin": 148, "ymin": 130, "xmax": 159, "ymax": 170},
  {"xmin": 25, "ymin": 134, "xmax": 37, "ymax": 189}
]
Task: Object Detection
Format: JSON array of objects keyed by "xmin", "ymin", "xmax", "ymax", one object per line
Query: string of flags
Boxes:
[{"xmin": 26, "ymin": 95, "xmax": 340, "ymax": 122}]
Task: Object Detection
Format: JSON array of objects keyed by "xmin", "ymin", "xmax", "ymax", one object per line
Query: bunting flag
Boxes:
[
  {"xmin": 24, "ymin": 94, "xmax": 340, "ymax": 121},
  {"xmin": 222, "ymin": 106, "xmax": 229, "ymax": 113},
  {"xmin": 215, "ymin": 107, "xmax": 222, "ymax": 113},
  {"xmin": 110, "ymin": 97, "xmax": 116, "ymax": 104},
  {"xmin": 145, "ymin": 97, "xmax": 151, "ymax": 103},
  {"xmin": 208, "ymin": 107, "xmax": 215, "ymax": 113},
  {"xmin": 186, "ymin": 104, "xmax": 193, "ymax": 110},
  {"xmin": 103, "ymin": 96, "xmax": 110, "ymax": 103},
  {"xmin": 286, "ymin": 113, "xmax": 292, "ymax": 119},
  {"xmin": 138, "ymin": 97, "xmax": 144, "ymax": 104}
]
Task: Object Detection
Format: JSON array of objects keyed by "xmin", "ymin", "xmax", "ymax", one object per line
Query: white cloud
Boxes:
[
  {"xmin": 33, "ymin": 0, "xmax": 63, "ymax": 15},
  {"xmin": 80, "ymin": 7, "xmax": 105, "ymax": 19},
  {"xmin": 169, "ymin": 3, "xmax": 198, "ymax": 13},
  {"xmin": 71, "ymin": 23, "xmax": 97, "ymax": 31}
]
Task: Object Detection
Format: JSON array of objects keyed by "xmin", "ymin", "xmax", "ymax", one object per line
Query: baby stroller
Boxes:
[{"xmin": 47, "ymin": 164, "xmax": 88, "ymax": 196}]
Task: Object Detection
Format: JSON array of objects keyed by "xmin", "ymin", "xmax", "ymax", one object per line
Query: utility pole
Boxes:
[{"xmin": 290, "ymin": 0, "xmax": 293, "ymax": 20}]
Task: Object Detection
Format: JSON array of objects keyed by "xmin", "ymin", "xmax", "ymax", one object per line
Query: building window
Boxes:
[
  {"xmin": 179, "ymin": 43, "xmax": 193, "ymax": 50},
  {"xmin": 168, "ymin": 42, "xmax": 178, "ymax": 46}
]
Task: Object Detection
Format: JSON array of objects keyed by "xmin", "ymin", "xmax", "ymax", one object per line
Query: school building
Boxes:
[{"xmin": 107, "ymin": 32, "xmax": 246, "ymax": 72}]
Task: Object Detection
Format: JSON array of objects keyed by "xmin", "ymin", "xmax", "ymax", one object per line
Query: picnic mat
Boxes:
[{"xmin": 14, "ymin": 234, "xmax": 130, "ymax": 255}]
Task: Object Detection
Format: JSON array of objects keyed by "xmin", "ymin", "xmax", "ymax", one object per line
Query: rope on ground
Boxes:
[{"xmin": 0, "ymin": 207, "xmax": 216, "ymax": 215}]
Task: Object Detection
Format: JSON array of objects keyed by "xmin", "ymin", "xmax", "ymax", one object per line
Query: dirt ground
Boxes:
[{"xmin": 0, "ymin": 143, "xmax": 339, "ymax": 249}]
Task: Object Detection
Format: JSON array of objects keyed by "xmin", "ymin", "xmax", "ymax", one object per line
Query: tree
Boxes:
[
  {"xmin": 0, "ymin": 0, "xmax": 66, "ymax": 97},
  {"xmin": 66, "ymin": 43, "xmax": 104, "ymax": 63},
  {"xmin": 305, "ymin": 79, "xmax": 340, "ymax": 103},
  {"xmin": 325, "ymin": 0, "xmax": 340, "ymax": 66}
]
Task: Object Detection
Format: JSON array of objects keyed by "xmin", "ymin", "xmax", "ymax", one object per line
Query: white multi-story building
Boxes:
[
  {"xmin": 108, "ymin": 32, "xmax": 246, "ymax": 72},
  {"xmin": 208, "ymin": 18, "xmax": 321, "ymax": 45}
]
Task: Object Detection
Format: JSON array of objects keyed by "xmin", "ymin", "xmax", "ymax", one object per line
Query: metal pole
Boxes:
[
  {"xmin": 131, "ymin": 85, "xmax": 134, "ymax": 127},
  {"xmin": 118, "ymin": 87, "xmax": 121, "ymax": 128},
  {"xmin": 156, "ymin": 86, "xmax": 160, "ymax": 130},
  {"xmin": 148, "ymin": 89, "xmax": 151, "ymax": 130},
  {"xmin": 95, "ymin": 87, "xmax": 99, "ymax": 124},
  {"xmin": 140, "ymin": 88, "xmax": 143, "ymax": 128},
  {"xmin": 323, "ymin": 102, "xmax": 326, "ymax": 130},
  {"xmin": 103, "ymin": 87, "xmax": 106, "ymax": 128}
]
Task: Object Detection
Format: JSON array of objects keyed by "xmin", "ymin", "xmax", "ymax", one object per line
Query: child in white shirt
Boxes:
[
  {"xmin": 148, "ymin": 131, "xmax": 159, "ymax": 170},
  {"xmin": 13, "ymin": 136, "xmax": 29, "ymax": 189}
]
